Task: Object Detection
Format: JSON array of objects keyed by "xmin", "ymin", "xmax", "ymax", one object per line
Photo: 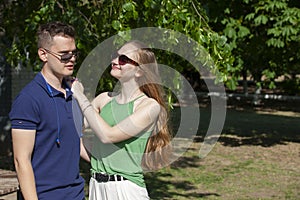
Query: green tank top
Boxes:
[{"xmin": 90, "ymin": 95, "xmax": 151, "ymax": 188}]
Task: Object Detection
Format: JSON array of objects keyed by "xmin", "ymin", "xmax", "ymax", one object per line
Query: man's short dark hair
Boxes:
[{"xmin": 37, "ymin": 21, "xmax": 76, "ymax": 48}]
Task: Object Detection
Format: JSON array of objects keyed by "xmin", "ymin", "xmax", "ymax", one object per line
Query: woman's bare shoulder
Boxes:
[
  {"xmin": 134, "ymin": 95, "xmax": 160, "ymax": 111},
  {"xmin": 92, "ymin": 92, "xmax": 115, "ymax": 109}
]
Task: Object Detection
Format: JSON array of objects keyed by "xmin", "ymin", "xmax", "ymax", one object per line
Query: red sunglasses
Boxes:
[{"xmin": 112, "ymin": 54, "xmax": 139, "ymax": 66}]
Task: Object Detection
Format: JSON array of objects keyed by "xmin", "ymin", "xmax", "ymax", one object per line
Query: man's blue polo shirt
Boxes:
[{"xmin": 9, "ymin": 72, "xmax": 85, "ymax": 200}]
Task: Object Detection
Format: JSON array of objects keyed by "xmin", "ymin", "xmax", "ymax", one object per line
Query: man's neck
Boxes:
[{"xmin": 41, "ymin": 70, "xmax": 66, "ymax": 95}]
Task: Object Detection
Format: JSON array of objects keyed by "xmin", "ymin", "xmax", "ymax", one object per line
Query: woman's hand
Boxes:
[
  {"xmin": 65, "ymin": 76, "xmax": 76, "ymax": 88},
  {"xmin": 71, "ymin": 79, "xmax": 84, "ymax": 99}
]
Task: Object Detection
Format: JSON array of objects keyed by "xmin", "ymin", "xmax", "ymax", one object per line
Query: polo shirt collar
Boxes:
[{"xmin": 34, "ymin": 72, "xmax": 73, "ymax": 98}]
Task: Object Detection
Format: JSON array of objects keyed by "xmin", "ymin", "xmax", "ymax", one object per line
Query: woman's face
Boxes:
[{"xmin": 110, "ymin": 44, "xmax": 140, "ymax": 82}]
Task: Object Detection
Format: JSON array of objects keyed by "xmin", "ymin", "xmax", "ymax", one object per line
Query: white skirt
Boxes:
[{"xmin": 89, "ymin": 177, "xmax": 150, "ymax": 200}]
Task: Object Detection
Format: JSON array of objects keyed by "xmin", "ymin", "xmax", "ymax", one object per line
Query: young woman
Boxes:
[{"xmin": 72, "ymin": 40, "xmax": 172, "ymax": 200}]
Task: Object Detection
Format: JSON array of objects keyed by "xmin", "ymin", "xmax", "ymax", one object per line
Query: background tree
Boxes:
[
  {"xmin": 2, "ymin": 0, "xmax": 236, "ymax": 94},
  {"xmin": 200, "ymin": 0, "xmax": 300, "ymax": 94}
]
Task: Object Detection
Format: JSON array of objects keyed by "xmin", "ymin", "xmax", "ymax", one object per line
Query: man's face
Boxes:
[{"xmin": 42, "ymin": 35, "xmax": 77, "ymax": 78}]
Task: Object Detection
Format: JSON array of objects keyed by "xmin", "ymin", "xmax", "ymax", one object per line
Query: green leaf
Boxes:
[
  {"xmin": 261, "ymin": 15, "xmax": 268, "ymax": 24},
  {"xmin": 217, "ymin": 36, "xmax": 227, "ymax": 47},
  {"xmin": 238, "ymin": 26, "xmax": 250, "ymax": 37},
  {"xmin": 178, "ymin": 12, "xmax": 187, "ymax": 21},
  {"xmin": 227, "ymin": 78, "xmax": 237, "ymax": 90},
  {"xmin": 170, "ymin": 0, "xmax": 179, "ymax": 5},
  {"xmin": 123, "ymin": 2, "xmax": 134, "ymax": 11},
  {"xmin": 224, "ymin": 27, "xmax": 236, "ymax": 39},
  {"xmin": 34, "ymin": 15, "xmax": 41, "ymax": 22},
  {"xmin": 267, "ymin": 28, "xmax": 281, "ymax": 37},
  {"xmin": 224, "ymin": 8, "xmax": 230, "ymax": 14},
  {"xmin": 254, "ymin": 15, "xmax": 268, "ymax": 25},
  {"xmin": 112, "ymin": 20, "xmax": 121, "ymax": 30},
  {"xmin": 266, "ymin": 38, "xmax": 285, "ymax": 48},
  {"xmin": 245, "ymin": 13, "xmax": 255, "ymax": 20},
  {"xmin": 77, "ymin": 41, "xmax": 84, "ymax": 49}
]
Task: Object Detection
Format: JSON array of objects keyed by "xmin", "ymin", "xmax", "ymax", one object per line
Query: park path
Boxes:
[{"xmin": 0, "ymin": 169, "xmax": 18, "ymax": 200}]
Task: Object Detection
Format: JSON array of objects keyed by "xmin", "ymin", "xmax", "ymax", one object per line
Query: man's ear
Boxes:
[{"xmin": 38, "ymin": 48, "xmax": 47, "ymax": 62}]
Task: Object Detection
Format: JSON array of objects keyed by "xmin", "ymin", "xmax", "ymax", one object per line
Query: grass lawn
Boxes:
[
  {"xmin": 1, "ymin": 100, "xmax": 299, "ymax": 199},
  {"xmin": 79, "ymin": 105, "xmax": 300, "ymax": 199},
  {"xmin": 144, "ymin": 140, "xmax": 299, "ymax": 199}
]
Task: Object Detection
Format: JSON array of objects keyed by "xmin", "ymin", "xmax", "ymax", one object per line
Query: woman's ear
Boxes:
[
  {"xmin": 135, "ymin": 68, "xmax": 144, "ymax": 78},
  {"xmin": 38, "ymin": 48, "xmax": 47, "ymax": 62}
]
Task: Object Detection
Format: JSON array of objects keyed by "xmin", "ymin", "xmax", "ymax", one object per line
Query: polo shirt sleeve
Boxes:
[{"xmin": 9, "ymin": 93, "xmax": 40, "ymax": 130}]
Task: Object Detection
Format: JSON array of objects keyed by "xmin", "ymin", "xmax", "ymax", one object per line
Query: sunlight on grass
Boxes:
[
  {"xmin": 77, "ymin": 107, "xmax": 300, "ymax": 200},
  {"xmin": 144, "ymin": 140, "xmax": 300, "ymax": 199}
]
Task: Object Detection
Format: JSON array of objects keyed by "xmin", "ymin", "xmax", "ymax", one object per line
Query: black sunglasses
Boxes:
[
  {"xmin": 112, "ymin": 53, "xmax": 139, "ymax": 66},
  {"xmin": 43, "ymin": 48, "xmax": 78, "ymax": 63}
]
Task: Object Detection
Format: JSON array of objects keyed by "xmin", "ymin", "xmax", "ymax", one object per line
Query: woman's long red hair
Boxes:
[{"xmin": 128, "ymin": 41, "xmax": 172, "ymax": 171}]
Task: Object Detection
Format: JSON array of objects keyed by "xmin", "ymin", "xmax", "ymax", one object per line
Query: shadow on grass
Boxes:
[
  {"xmin": 218, "ymin": 108, "xmax": 300, "ymax": 147},
  {"xmin": 76, "ymin": 106, "xmax": 300, "ymax": 199},
  {"xmin": 171, "ymin": 106, "xmax": 300, "ymax": 147},
  {"xmin": 169, "ymin": 155, "xmax": 200, "ymax": 168},
  {"xmin": 145, "ymin": 171, "xmax": 220, "ymax": 200},
  {"xmin": 145, "ymin": 105, "xmax": 300, "ymax": 199},
  {"xmin": 1, "ymin": 104, "xmax": 299, "ymax": 199}
]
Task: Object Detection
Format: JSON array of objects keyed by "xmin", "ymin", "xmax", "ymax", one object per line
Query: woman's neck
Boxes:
[{"xmin": 117, "ymin": 81, "xmax": 143, "ymax": 104}]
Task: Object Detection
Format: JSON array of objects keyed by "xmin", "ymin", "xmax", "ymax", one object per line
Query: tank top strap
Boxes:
[
  {"xmin": 132, "ymin": 94, "xmax": 145, "ymax": 102},
  {"xmin": 109, "ymin": 94, "xmax": 145, "ymax": 106}
]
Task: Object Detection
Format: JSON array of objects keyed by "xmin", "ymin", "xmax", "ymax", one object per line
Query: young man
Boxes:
[{"xmin": 9, "ymin": 21, "xmax": 89, "ymax": 200}]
